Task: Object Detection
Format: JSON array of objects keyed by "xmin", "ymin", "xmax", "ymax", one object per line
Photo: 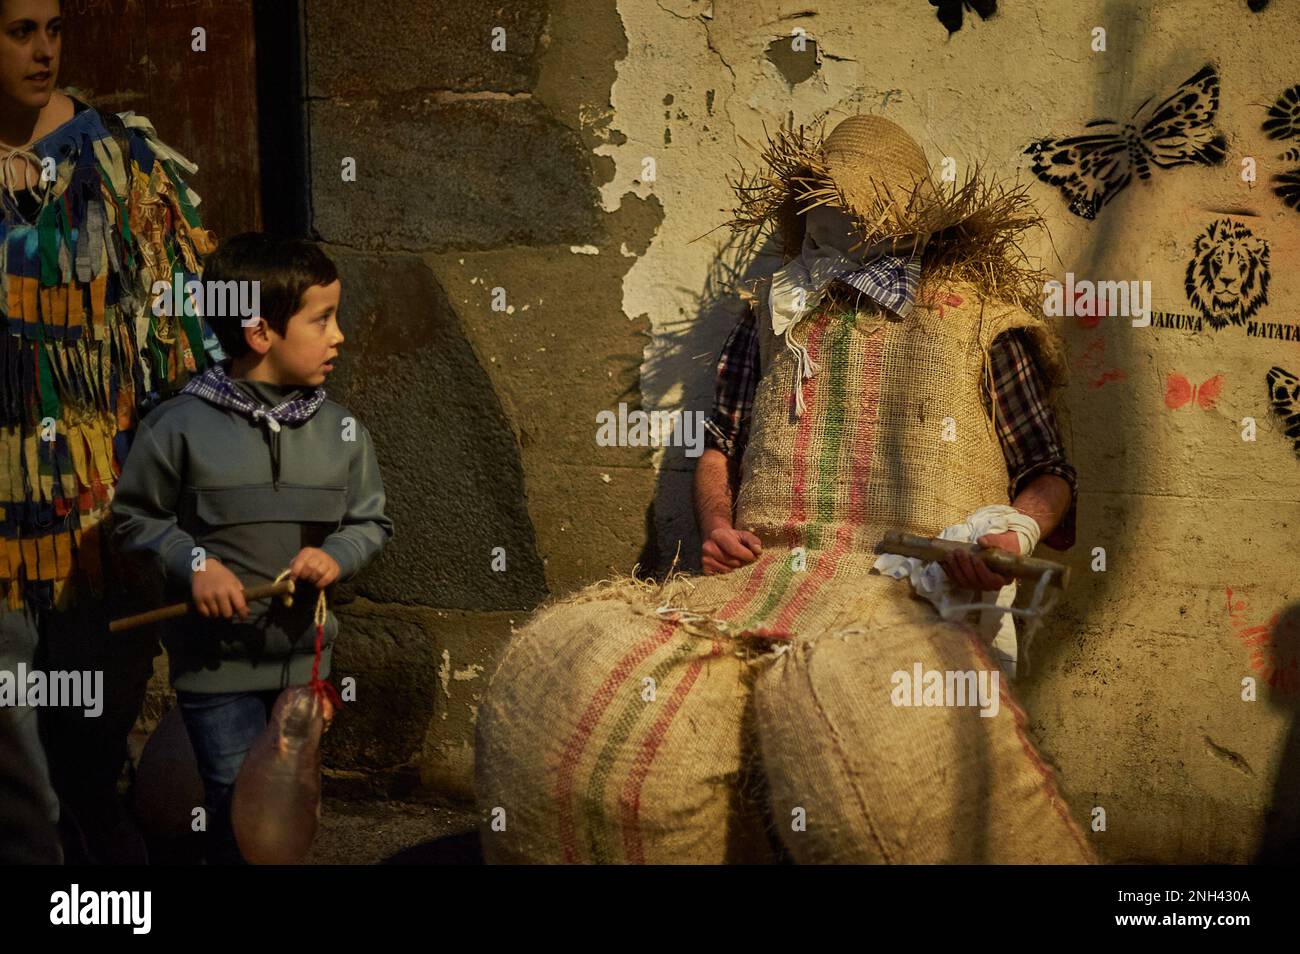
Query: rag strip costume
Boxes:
[
  {"xmin": 0, "ymin": 98, "xmax": 216, "ymax": 611},
  {"xmin": 0, "ymin": 98, "xmax": 214, "ymax": 838},
  {"xmin": 475, "ymin": 116, "xmax": 1095, "ymax": 864}
]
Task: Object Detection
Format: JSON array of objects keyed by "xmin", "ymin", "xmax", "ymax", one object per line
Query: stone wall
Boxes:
[{"xmin": 301, "ymin": 0, "xmax": 1300, "ymax": 862}]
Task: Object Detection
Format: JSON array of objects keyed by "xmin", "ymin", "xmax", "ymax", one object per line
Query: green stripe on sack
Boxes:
[
  {"xmin": 739, "ymin": 315, "xmax": 851, "ymax": 629},
  {"xmin": 581, "ymin": 631, "xmax": 698, "ymax": 863}
]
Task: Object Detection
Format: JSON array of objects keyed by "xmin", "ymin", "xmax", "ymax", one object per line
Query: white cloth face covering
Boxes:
[{"xmin": 766, "ymin": 205, "xmax": 927, "ymax": 416}]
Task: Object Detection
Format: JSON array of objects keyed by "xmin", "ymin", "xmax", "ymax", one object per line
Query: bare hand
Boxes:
[
  {"xmin": 701, "ymin": 525, "xmax": 763, "ymax": 576},
  {"xmin": 192, "ymin": 558, "xmax": 249, "ymax": 621},
  {"xmin": 941, "ymin": 531, "xmax": 1019, "ymax": 591},
  {"xmin": 289, "ymin": 547, "xmax": 341, "ymax": 589}
]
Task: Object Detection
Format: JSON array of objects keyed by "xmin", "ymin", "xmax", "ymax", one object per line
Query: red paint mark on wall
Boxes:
[
  {"xmin": 1226, "ymin": 586, "xmax": 1300, "ymax": 695},
  {"xmin": 1074, "ymin": 289, "xmax": 1108, "ymax": 330},
  {"xmin": 1078, "ymin": 335, "xmax": 1126, "ymax": 389},
  {"xmin": 1165, "ymin": 372, "xmax": 1224, "ymax": 410}
]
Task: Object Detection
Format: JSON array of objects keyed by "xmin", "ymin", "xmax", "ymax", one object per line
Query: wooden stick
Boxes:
[
  {"xmin": 109, "ymin": 579, "xmax": 296, "ymax": 633},
  {"xmin": 876, "ymin": 531, "xmax": 1070, "ymax": 590}
]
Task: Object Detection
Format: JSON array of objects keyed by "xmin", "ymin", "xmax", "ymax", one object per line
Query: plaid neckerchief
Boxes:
[
  {"xmin": 181, "ymin": 362, "xmax": 326, "ymax": 432},
  {"xmin": 836, "ymin": 252, "xmax": 923, "ymax": 318}
]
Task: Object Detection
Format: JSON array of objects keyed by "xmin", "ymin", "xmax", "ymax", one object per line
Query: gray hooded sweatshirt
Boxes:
[{"xmin": 111, "ymin": 379, "xmax": 393, "ymax": 693}]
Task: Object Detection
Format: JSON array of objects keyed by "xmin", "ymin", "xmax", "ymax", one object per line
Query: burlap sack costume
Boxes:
[{"xmin": 475, "ymin": 116, "xmax": 1095, "ymax": 864}]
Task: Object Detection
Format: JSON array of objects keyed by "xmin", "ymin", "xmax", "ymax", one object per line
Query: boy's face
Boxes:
[{"xmin": 263, "ymin": 280, "xmax": 344, "ymax": 388}]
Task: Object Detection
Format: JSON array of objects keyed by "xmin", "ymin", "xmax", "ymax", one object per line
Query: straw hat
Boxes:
[
  {"xmin": 821, "ymin": 115, "xmax": 942, "ymax": 242},
  {"xmin": 726, "ymin": 113, "xmax": 1051, "ymax": 312}
]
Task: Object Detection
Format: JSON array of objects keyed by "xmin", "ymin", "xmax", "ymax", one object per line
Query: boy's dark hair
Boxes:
[{"xmin": 200, "ymin": 233, "xmax": 339, "ymax": 358}]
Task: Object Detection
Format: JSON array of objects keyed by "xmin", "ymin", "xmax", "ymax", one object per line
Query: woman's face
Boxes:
[{"xmin": 0, "ymin": 0, "xmax": 61, "ymax": 111}]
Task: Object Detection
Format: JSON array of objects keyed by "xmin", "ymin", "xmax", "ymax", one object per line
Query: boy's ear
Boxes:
[{"xmin": 242, "ymin": 317, "xmax": 273, "ymax": 356}]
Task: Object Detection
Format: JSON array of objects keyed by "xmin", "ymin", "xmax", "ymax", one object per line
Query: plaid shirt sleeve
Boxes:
[
  {"xmin": 703, "ymin": 305, "xmax": 760, "ymax": 461},
  {"xmin": 984, "ymin": 328, "xmax": 1077, "ymax": 551}
]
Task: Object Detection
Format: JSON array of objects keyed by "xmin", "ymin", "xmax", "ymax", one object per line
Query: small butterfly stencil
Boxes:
[
  {"xmin": 1165, "ymin": 372, "xmax": 1223, "ymax": 410},
  {"xmin": 1266, "ymin": 366, "xmax": 1300, "ymax": 456},
  {"xmin": 1025, "ymin": 64, "xmax": 1227, "ymax": 219}
]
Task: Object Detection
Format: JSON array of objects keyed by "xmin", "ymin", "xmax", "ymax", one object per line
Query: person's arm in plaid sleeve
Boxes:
[
  {"xmin": 948, "ymin": 327, "xmax": 1077, "ymax": 590},
  {"xmin": 988, "ymin": 327, "xmax": 1077, "ymax": 551},
  {"xmin": 695, "ymin": 305, "xmax": 764, "ymax": 575},
  {"xmin": 701, "ymin": 304, "xmax": 759, "ymax": 461}
]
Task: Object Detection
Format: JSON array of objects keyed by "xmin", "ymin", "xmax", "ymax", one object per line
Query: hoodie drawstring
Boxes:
[{"xmin": 251, "ymin": 407, "xmax": 284, "ymax": 489}]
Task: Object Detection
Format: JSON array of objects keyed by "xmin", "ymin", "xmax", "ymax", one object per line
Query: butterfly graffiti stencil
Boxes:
[
  {"xmin": 1024, "ymin": 64, "xmax": 1228, "ymax": 219},
  {"xmin": 1165, "ymin": 372, "xmax": 1223, "ymax": 411},
  {"xmin": 1266, "ymin": 366, "xmax": 1300, "ymax": 458},
  {"xmin": 1262, "ymin": 83, "xmax": 1300, "ymax": 212},
  {"xmin": 928, "ymin": 0, "xmax": 997, "ymax": 35}
]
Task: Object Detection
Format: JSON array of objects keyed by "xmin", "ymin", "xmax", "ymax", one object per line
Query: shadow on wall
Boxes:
[
  {"xmin": 1257, "ymin": 600, "xmax": 1300, "ymax": 862},
  {"xmin": 635, "ymin": 225, "xmax": 773, "ymax": 578},
  {"xmin": 1015, "ymin": 7, "xmax": 1159, "ymax": 683}
]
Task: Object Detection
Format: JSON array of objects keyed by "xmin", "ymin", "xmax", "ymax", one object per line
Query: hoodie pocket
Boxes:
[{"xmin": 193, "ymin": 484, "xmax": 348, "ymax": 527}]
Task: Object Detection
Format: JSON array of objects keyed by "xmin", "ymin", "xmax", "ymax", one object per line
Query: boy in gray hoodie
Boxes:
[{"xmin": 111, "ymin": 234, "xmax": 393, "ymax": 863}]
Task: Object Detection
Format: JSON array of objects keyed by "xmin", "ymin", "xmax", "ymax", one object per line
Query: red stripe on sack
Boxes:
[
  {"xmin": 715, "ymin": 315, "xmax": 830, "ymax": 625},
  {"xmin": 555, "ymin": 618, "xmax": 680, "ymax": 863},
  {"xmin": 618, "ymin": 640, "xmax": 724, "ymax": 863},
  {"xmin": 557, "ymin": 315, "xmax": 838, "ymax": 861},
  {"xmin": 784, "ymin": 316, "xmax": 829, "ymax": 547},
  {"xmin": 772, "ymin": 332, "xmax": 884, "ymax": 631}
]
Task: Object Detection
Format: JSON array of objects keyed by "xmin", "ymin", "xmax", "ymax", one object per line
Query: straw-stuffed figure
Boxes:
[{"xmin": 476, "ymin": 115, "xmax": 1096, "ymax": 865}]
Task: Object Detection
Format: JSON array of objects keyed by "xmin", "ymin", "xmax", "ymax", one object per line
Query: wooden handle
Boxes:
[
  {"xmin": 876, "ymin": 531, "xmax": 1070, "ymax": 589},
  {"xmin": 109, "ymin": 579, "xmax": 296, "ymax": 633}
]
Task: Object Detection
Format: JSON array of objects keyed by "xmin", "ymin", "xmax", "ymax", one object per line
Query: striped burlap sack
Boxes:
[
  {"xmin": 475, "ymin": 281, "xmax": 1086, "ymax": 864},
  {"xmin": 736, "ymin": 280, "xmax": 1065, "ymax": 556},
  {"xmin": 474, "ymin": 579, "xmax": 777, "ymax": 864},
  {"xmin": 754, "ymin": 606, "xmax": 1095, "ymax": 863},
  {"xmin": 733, "ymin": 282, "xmax": 1092, "ymax": 863}
]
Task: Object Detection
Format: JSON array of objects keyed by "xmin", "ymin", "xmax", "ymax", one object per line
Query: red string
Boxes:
[{"xmin": 308, "ymin": 621, "xmax": 342, "ymax": 710}]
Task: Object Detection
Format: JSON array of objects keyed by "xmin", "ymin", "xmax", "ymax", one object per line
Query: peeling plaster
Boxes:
[{"xmin": 438, "ymin": 648, "xmax": 451, "ymax": 704}]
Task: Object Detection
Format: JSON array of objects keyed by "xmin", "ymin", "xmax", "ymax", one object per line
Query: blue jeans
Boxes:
[{"xmin": 175, "ymin": 689, "xmax": 280, "ymax": 864}]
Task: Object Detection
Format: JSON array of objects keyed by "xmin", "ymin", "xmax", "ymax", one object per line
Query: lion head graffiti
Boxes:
[{"xmin": 1185, "ymin": 218, "xmax": 1270, "ymax": 330}]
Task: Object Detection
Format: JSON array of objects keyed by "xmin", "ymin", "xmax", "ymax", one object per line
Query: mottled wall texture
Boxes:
[{"xmin": 300, "ymin": 0, "xmax": 1300, "ymax": 861}]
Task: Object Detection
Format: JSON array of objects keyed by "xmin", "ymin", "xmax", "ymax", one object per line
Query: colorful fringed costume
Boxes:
[{"xmin": 0, "ymin": 99, "xmax": 216, "ymax": 610}]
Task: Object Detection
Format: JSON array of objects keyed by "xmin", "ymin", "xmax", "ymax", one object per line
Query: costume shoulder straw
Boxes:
[{"xmin": 723, "ymin": 113, "xmax": 1066, "ymax": 417}]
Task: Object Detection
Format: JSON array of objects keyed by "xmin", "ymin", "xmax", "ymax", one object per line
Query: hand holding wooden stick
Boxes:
[
  {"xmin": 109, "ymin": 579, "xmax": 297, "ymax": 633},
  {"xmin": 876, "ymin": 530, "xmax": 1071, "ymax": 590}
]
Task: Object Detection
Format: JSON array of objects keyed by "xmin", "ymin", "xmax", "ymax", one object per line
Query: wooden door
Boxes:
[{"xmin": 59, "ymin": 0, "xmax": 263, "ymax": 243}]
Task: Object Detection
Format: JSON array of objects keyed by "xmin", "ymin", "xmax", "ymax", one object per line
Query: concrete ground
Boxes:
[{"xmin": 308, "ymin": 797, "xmax": 481, "ymax": 865}]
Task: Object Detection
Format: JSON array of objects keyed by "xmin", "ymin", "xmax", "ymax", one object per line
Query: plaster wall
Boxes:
[{"xmin": 302, "ymin": 0, "xmax": 1300, "ymax": 861}]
